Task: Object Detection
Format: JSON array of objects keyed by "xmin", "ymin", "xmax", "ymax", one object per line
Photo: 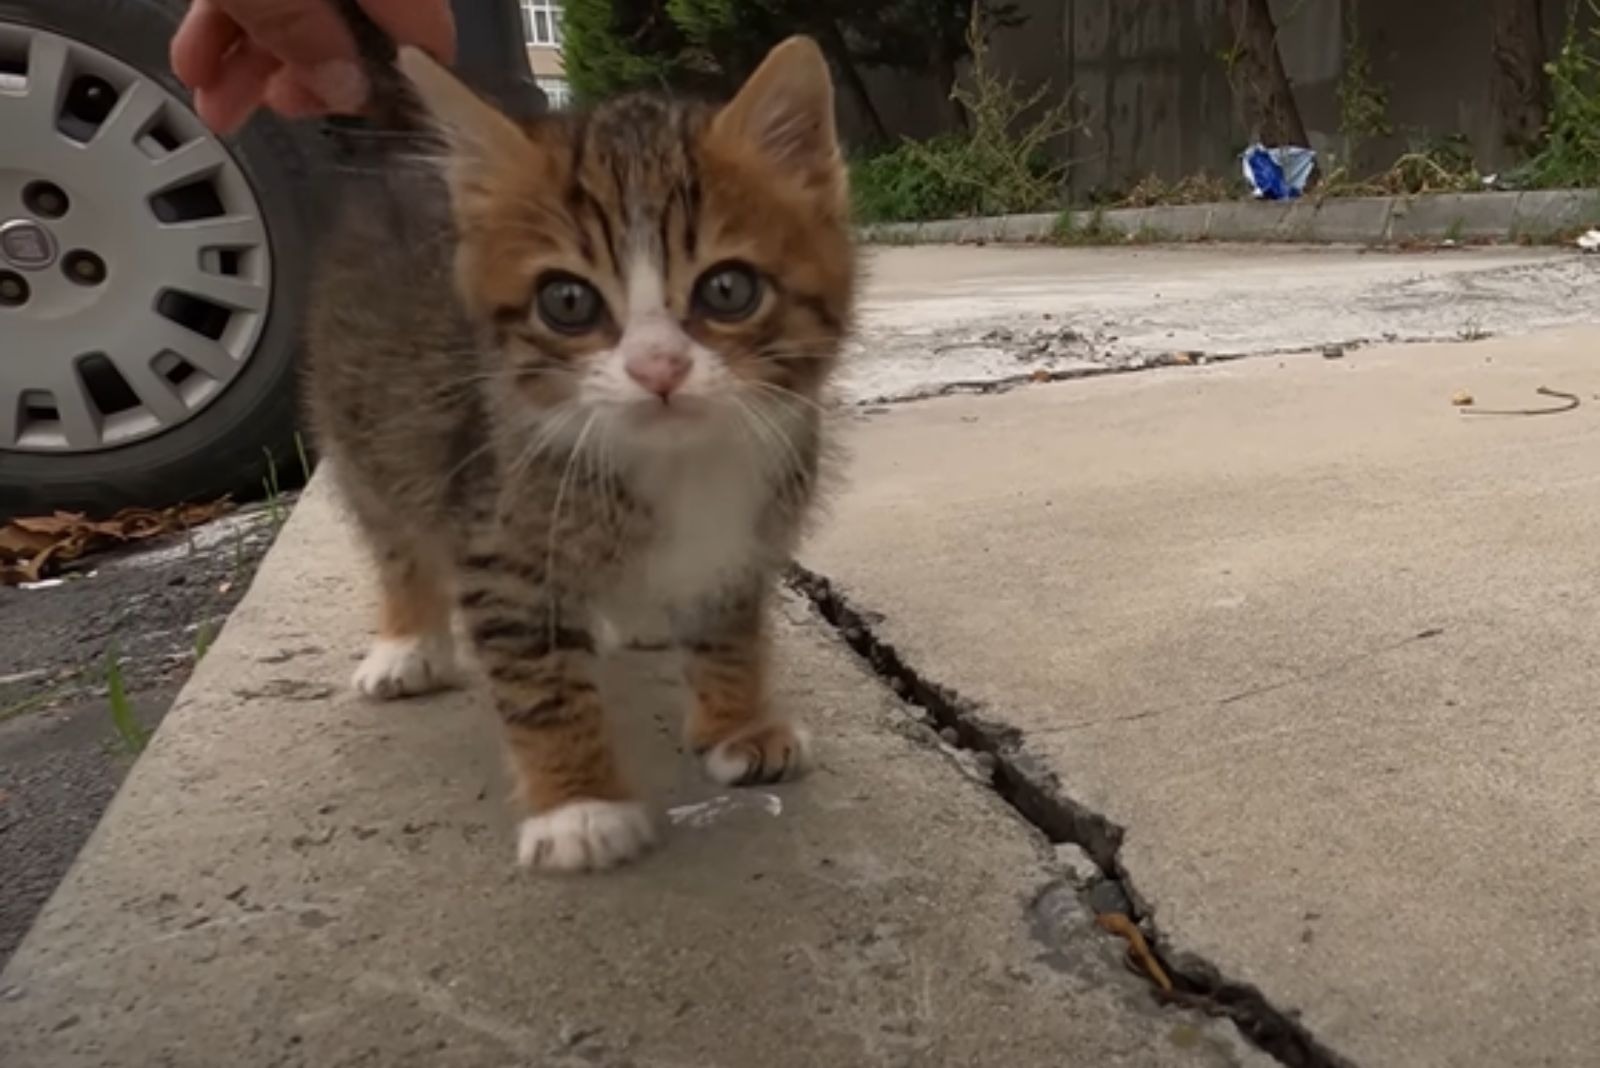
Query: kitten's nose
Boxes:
[{"xmin": 625, "ymin": 348, "xmax": 691, "ymax": 399}]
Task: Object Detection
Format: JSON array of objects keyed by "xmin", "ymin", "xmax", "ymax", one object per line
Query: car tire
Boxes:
[{"xmin": 0, "ymin": 0, "xmax": 322, "ymax": 518}]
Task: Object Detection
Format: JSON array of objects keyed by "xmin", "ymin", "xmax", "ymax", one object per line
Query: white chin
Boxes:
[{"xmin": 621, "ymin": 399, "xmax": 723, "ymax": 439}]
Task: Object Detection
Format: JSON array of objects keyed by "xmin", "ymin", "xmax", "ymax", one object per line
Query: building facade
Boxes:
[{"xmin": 520, "ymin": 0, "xmax": 569, "ymax": 109}]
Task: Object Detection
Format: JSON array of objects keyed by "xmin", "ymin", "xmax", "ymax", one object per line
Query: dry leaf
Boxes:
[
  {"xmin": 1096, "ymin": 912, "xmax": 1173, "ymax": 992},
  {"xmin": 0, "ymin": 498, "xmax": 232, "ymax": 586}
]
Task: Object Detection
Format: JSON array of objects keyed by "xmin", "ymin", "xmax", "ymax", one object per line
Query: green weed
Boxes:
[
  {"xmin": 294, "ymin": 431, "xmax": 314, "ymax": 485},
  {"xmin": 104, "ymin": 646, "xmax": 149, "ymax": 755},
  {"xmin": 1337, "ymin": 13, "xmax": 1392, "ymax": 171},
  {"xmin": 194, "ymin": 618, "xmax": 215, "ymax": 663},
  {"xmin": 262, "ymin": 448, "xmax": 286, "ymax": 528},
  {"xmin": 1520, "ymin": 0, "xmax": 1600, "ymax": 188},
  {"xmin": 1051, "ymin": 206, "xmax": 1122, "ymax": 245}
]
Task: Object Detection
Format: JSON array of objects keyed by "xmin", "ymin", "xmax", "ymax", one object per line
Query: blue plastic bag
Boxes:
[{"xmin": 1242, "ymin": 144, "xmax": 1316, "ymax": 200}]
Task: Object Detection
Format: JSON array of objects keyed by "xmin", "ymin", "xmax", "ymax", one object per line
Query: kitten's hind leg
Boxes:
[
  {"xmin": 353, "ymin": 545, "xmax": 458, "ymax": 700},
  {"xmin": 682, "ymin": 591, "xmax": 811, "ymax": 786}
]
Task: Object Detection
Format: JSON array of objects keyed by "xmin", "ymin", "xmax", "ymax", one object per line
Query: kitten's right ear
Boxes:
[
  {"xmin": 712, "ymin": 36, "xmax": 841, "ymax": 197},
  {"xmin": 396, "ymin": 46, "xmax": 531, "ymax": 205}
]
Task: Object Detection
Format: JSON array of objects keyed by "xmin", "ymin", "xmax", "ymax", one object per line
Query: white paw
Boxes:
[
  {"xmin": 703, "ymin": 723, "xmax": 813, "ymax": 786},
  {"xmin": 352, "ymin": 634, "xmax": 456, "ymax": 700},
  {"xmin": 516, "ymin": 800, "xmax": 657, "ymax": 872}
]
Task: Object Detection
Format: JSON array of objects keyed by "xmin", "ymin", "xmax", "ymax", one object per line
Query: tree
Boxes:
[
  {"xmin": 562, "ymin": 0, "xmax": 1022, "ymax": 143},
  {"xmin": 1490, "ymin": 0, "xmax": 1549, "ymax": 156},
  {"xmin": 564, "ymin": 0, "xmax": 707, "ymax": 100},
  {"xmin": 1222, "ymin": 0, "xmax": 1310, "ymax": 147}
]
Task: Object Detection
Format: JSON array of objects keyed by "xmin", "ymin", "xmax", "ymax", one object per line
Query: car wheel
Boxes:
[{"xmin": 0, "ymin": 0, "xmax": 320, "ymax": 517}]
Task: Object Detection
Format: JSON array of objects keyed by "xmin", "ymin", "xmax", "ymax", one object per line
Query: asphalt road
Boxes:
[{"xmin": 0, "ymin": 501, "xmax": 286, "ymax": 966}]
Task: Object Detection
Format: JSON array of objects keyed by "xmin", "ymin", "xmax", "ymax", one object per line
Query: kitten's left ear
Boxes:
[
  {"xmin": 711, "ymin": 36, "xmax": 841, "ymax": 195},
  {"xmin": 396, "ymin": 46, "xmax": 533, "ymax": 211}
]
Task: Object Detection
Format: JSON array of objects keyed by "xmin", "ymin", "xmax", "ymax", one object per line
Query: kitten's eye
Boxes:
[
  {"xmin": 535, "ymin": 273, "xmax": 604, "ymax": 333},
  {"xmin": 694, "ymin": 262, "xmax": 762, "ymax": 321}
]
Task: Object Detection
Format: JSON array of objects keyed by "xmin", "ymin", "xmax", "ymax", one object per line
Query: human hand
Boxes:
[{"xmin": 171, "ymin": 0, "xmax": 455, "ymax": 133}]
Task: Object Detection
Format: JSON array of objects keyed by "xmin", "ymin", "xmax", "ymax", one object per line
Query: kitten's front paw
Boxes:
[
  {"xmin": 702, "ymin": 722, "xmax": 812, "ymax": 786},
  {"xmin": 516, "ymin": 800, "xmax": 657, "ymax": 872},
  {"xmin": 352, "ymin": 634, "xmax": 456, "ymax": 700}
]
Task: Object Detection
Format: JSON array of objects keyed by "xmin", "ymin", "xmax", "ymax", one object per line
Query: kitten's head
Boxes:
[{"xmin": 398, "ymin": 38, "xmax": 852, "ymax": 451}]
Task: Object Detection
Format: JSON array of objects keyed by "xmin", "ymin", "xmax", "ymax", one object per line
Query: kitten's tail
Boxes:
[{"xmin": 329, "ymin": 0, "xmax": 425, "ymax": 133}]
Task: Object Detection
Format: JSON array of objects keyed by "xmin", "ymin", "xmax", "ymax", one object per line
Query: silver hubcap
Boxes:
[{"xmin": 0, "ymin": 23, "xmax": 272, "ymax": 454}]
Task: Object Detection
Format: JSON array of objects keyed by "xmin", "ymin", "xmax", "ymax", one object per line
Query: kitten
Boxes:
[{"xmin": 304, "ymin": 38, "xmax": 854, "ymax": 873}]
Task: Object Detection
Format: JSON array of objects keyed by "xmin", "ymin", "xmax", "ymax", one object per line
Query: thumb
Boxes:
[{"xmin": 219, "ymin": 0, "xmax": 367, "ymax": 111}]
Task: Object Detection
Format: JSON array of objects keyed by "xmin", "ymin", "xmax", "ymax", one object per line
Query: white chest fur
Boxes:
[{"xmin": 601, "ymin": 441, "xmax": 772, "ymax": 641}]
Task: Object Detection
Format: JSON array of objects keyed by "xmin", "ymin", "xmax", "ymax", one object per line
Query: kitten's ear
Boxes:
[
  {"xmin": 396, "ymin": 46, "xmax": 531, "ymax": 204},
  {"xmin": 712, "ymin": 36, "xmax": 840, "ymax": 191}
]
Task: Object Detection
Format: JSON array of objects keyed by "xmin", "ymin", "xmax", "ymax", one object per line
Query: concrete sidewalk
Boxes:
[
  {"xmin": 808, "ymin": 327, "xmax": 1600, "ymax": 1067},
  {"xmin": 843, "ymin": 245, "xmax": 1600, "ymax": 403},
  {"xmin": 0, "ymin": 481, "xmax": 1260, "ymax": 1067}
]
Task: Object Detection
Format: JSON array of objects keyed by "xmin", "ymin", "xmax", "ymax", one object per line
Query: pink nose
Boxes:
[{"xmin": 625, "ymin": 349, "xmax": 691, "ymax": 399}]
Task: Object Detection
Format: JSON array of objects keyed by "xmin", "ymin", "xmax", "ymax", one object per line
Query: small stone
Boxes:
[
  {"xmin": 971, "ymin": 751, "xmax": 998, "ymax": 778},
  {"xmin": 1451, "ymin": 389, "xmax": 1474, "ymax": 407},
  {"xmin": 1053, "ymin": 843, "xmax": 1103, "ymax": 887},
  {"xmin": 1322, "ymin": 344, "xmax": 1345, "ymax": 359},
  {"xmin": 1087, "ymin": 877, "xmax": 1133, "ymax": 916},
  {"xmin": 938, "ymin": 727, "xmax": 959, "ymax": 746},
  {"xmin": 558, "ymin": 1023, "xmax": 601, "ymax": 1048}
]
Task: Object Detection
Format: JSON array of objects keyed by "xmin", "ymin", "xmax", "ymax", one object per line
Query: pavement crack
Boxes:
[
  {"xmin": 1214, "ymin": 627, "xmax": 1444, "ymax": 708},
  {"xmin": 786, "ymin": 563, "xmax": 1359, "ymax": 1068},
  {"xmin": 1037, "ymin": 626, "xmax": 1447, "ymax": 734}
]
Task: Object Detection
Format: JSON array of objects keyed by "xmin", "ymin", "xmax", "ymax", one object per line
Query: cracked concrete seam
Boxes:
[{"xmin": 784, "ymin": 564, "xmax": 1360, "ymax": 1068}]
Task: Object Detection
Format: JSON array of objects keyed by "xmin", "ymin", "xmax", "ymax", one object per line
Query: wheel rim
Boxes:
[{"xmin": 0, "ymin": 22, "xmax": 272, "ymax": 454}]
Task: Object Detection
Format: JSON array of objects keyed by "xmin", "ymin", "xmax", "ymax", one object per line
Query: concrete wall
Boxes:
[{"xmin": 856, "ymin": 0, "xmax": 1593, "ymax": 198}]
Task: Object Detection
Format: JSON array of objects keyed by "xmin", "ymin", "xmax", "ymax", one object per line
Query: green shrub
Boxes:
[
  {"xmin": 850, "ymin": 138, "xmax": 975, "ymax": 223},
  {"xmin": 849, "ymin": 12, "xmax": 1082, "ymax": 224}
]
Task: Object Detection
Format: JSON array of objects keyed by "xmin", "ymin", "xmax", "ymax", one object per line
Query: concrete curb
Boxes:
[{"xmin": 859, "ymin": 189, "xmax": 1600, "ymax": 247}]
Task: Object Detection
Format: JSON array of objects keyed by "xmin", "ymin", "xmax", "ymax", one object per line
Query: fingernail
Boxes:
[{"xmin": 309, "ymin": 60, "xmax": 368, "ymax": 113}]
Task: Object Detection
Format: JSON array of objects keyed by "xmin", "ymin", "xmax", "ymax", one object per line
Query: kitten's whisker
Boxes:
[
  {"xmin": 543, "ymin": 412, "xmax": 599, "ymax": 643},
  {"xmin": 729, "ymin": 399, "xmax": 785, "ymax": 482},
  {"xmin": 747, "ymin": 379, "xmax": 828, "ymax": 416},
  {"xmin": 732, "ymin": 395, "xmax": 805, "ymax": 504},
  {"xmin": 504, "ymin": 406, "xmax": 580, "ymax": 491},
  {"xmin": 746, "ymin": 392, "xmax": 818, "ymax": 505},
  {"xmin": 597, "ymin": 417, "xmax": 624, "ymax": 535}
]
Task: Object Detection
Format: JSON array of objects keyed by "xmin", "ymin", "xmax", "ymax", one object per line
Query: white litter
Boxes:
[
  {"xmin": 1576, "ymin": 229, "xmax": 1600, "ymax": 253},
  {"xmin": 666, "ymin": 792, "xmax": 783, "ymax": 829}
]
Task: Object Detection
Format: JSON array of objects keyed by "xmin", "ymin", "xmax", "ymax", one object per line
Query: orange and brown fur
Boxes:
[{"xmin": 305, "ymin": 39, "xmax": 854, "ymax": 871}]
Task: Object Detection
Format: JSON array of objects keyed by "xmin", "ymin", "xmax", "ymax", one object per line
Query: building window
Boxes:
[
  {"xmin": 521, "ymin": 0, "xmax": 563, "ymax": 47},
  {"xmin": 537, "ymin": 77, "xmax": 571, "ymax": 110}
]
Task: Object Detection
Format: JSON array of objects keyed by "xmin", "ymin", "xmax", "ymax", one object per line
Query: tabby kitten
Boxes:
[{"xmin": 305, "ymin": 38, "xmax": 854, "ymax": 873}]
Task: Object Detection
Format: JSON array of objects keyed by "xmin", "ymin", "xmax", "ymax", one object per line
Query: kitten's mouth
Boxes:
[{"xmin": 628, "ymin": 396, "xmax": 708, "ymax": 423}]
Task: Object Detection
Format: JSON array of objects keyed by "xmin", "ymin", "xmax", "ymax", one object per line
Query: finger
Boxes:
[
  {"xmin": 356, "ymin": 0, "xmax": 456, "ymax": 62},
  {"xmin": 263, "ymin": 68, "xmax": 332, "ymax": 118},
  {"xmin": 214, "ymin": 0, "xmax": 366, "ymax": 111},
  {"xmin": 170, "ymin": 0, "xmax": 242, "ymax": 89},
  {"xmin": 194, "ymin": 41, "xmax": 278, "ymax": 134}
]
